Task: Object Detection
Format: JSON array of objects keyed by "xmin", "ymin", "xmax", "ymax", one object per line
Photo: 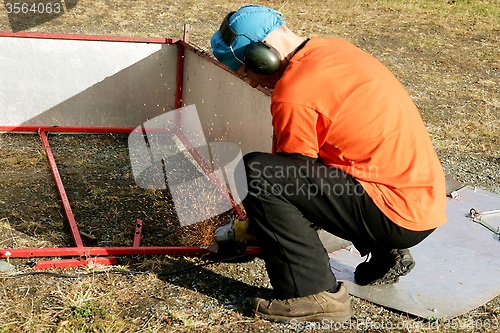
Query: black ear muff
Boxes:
[
  {"xmin": 244, "ymin": 41, "xmax": 281, "ymax": 75},
  {"xmin": 219, "ymin": 12, "xmax": 281, "ymax": 75}
]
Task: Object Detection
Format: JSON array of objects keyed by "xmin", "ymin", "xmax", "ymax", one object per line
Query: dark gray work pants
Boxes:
[{"xmin": 240, "ymin": 152, "xmax": 434, "ymax": 299}]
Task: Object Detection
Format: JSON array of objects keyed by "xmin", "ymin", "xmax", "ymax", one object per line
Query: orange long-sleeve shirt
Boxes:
[{"xmin": 271, "ymin": 37, "xmax": 447, "ymax": 231}]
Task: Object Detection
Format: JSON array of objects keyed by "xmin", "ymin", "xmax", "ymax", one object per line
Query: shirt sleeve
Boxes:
[{"xmin": 271, "ymin": 101, "xmax": 321, "ymax": 158}]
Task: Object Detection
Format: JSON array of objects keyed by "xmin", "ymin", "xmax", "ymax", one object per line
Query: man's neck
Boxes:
[{"xmin": 264, "ymin": 26, "xmax": 306, "ymax": 65}]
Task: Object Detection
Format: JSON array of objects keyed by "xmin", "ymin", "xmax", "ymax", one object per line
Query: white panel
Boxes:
[
  {"xmin": 182, "ymin": 50, "xmax": 273, "ymax": 154},
  {"xmin": 0, "ymin": 37, "xmax": 178, "ymax": 128}
]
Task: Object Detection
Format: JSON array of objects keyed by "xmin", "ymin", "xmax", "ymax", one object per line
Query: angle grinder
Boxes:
[{"xmin": 208, "ymin": 216, "xmax": 257, "ymax": 260}]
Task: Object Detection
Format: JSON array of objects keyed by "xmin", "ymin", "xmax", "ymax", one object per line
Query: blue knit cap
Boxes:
[{"xmin": 210, "ymin": 5, "xmax": 285, "ymax": 72}]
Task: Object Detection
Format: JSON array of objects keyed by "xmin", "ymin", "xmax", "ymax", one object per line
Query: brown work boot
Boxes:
[
  {"xmin": 354, "ymin": 248, "xmax": 415, "ymax": 286},
  {"xmin": 252, "ymin": 282, "xmax": 352, "ymax": 323}
]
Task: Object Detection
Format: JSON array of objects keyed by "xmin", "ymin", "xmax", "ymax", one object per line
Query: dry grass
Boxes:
[{"xmin": 0, "ymin": 0, "xmax": 499, "ymax": 332}]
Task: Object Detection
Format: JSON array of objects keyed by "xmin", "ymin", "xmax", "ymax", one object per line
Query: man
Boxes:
[{"xmin": 210, "ymin": 5, "xmax": 447, "ymax": 323}]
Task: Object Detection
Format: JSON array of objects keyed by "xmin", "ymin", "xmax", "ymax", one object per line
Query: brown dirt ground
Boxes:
[{"xmin": 0, "ymin": 1, "xmax": 499, "ymax": 332}]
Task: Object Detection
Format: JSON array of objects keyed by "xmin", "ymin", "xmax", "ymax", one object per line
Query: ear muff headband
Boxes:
[{"xmin": 219, "ymin": 12, "xmax": 281, "ymax": 75}]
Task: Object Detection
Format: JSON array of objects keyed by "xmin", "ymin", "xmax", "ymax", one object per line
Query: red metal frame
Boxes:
[
  {"xmin": 0, "ymin": 127, "xmax": 259, "ymax": 269},
  {"xmin": 0, "ymin": 31, "xmax": 259, "ymax": 269}
]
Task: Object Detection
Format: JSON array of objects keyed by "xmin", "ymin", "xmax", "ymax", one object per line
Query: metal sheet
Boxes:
[
  {"xmin": 329, "ymin": 186, "xmax": 500, "ymax": 319},
  {"xmin": 182, "ymin": 50, "xmax": 273, "ymax": 154},
  {"xmin": 318, "ymin": 230, "xmax": 352, "ymax": 253},
  {"xmin": 0, "ymin": 34, "xmax": 273, "ymax": 153},
  {"xmin": 0, "ymin": 36, "xmax": 177, "ymax": 128}
]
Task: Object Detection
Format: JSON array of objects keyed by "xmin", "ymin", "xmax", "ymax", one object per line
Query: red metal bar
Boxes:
[
  {"xmin": 0, "ymin": 31, "xmax": 172, "ymax": 44},
  {"xmin": 133, "ymin": 219, "xmax": 143, "ymax": 247},
  {"xmin": 0, "ymin": 126, "xmax": 135, "ymax": 134},
  {"xmin": 175, "ymin": 42, "xmax": 185, "ymax": 109},
  {"xmin": 0, "ymin": 246, "xmax": 261, "ymax": 258},
  {"xmin": 34, "ymin": 257, "xmax": 119, "ymax": 270},
  {"xmin": 40, "ymin": 131, "xmax": 84, "ymax": 247}
]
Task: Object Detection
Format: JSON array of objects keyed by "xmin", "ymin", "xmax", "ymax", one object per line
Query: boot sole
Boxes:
[{"xmin": 368, "ymin": 252, "xmax": 416, "ymax": 285}]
